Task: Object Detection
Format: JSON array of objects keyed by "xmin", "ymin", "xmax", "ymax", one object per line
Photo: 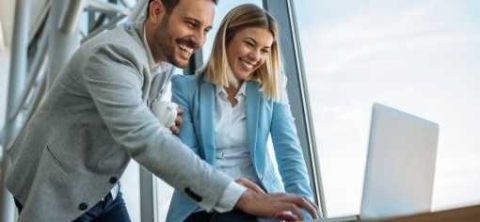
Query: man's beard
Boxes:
[{"xmin": 152, "ymin": 15, "xmax": 192, "ymax": 68}]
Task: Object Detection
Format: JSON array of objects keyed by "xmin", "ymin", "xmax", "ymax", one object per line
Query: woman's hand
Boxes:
[{"xmin": 235, "ymin": 177, "xmax": 265, "ymax": 194}]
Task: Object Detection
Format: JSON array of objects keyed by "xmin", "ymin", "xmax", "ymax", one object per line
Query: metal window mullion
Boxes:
[
  {"xmin": 263, "ymin": 0, "xmax": 326, "ymax": 217},
  {"xmin": 184, "ymin": 50, "xmax": 203, "ymax": 75},
  {"xmin": 140, "ymin": 168, "xmax": 155, "ymax": 222}
]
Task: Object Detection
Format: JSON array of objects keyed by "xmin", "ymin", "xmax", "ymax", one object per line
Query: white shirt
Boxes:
[{"xmin": 214, "ymin": 84, "xmax": 260, "ymax": 184}]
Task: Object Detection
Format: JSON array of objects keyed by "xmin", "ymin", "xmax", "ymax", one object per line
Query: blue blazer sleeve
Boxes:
[
  {"xmin": 171, "ymin": 75, "xmax": 200, "ymax": 155},
  {"xmin": 270, "ymin": 99, "xmax": 314, "ymax": 218}
]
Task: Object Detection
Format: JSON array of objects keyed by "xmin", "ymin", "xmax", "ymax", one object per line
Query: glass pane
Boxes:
[
  {"xmin": 121, "ymin": 162, "xmax": 141, "ymax": 222},
  {"xmin": 154, "ymin": 67, "xmax": 174, "ymax": 222},
  {"xmin": 294, "ymin": 0, "xmax": 480, "ymax": 217}
]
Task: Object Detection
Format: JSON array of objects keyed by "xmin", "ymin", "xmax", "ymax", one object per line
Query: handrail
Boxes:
[
  {"xmin": 28, "ymin": 1, "xmax": 51, "ymax": 43},
  {"xmin": 0, "ymin": 67, "xmax": 47, "ymax": 150},
  {"xmin": 0, "ymin": 1, "xmax": 148, "ymax": 221},
  {"xmin": 1, "ymin": 0, "xmax": 147, "ymax": 143},
  {"xmin": 81, "ymin": 14, "xmax": 128, "ymax": 43},
  {"xmin": 85, "ymin": 0, "xmax": 130, "ymax": 16},
  {"xmin": 58, "ymin": 0, "xmax": 86, "ymax": 33},
  {"xmin": 8, "ymin": 23, "xmax": 49, "ymax": 123},
  {"xmin": 0, "ymin": 0, "xmax": 33, "ymax": 220},
  {"xmin": 129, "ymin": 0, "xmax": 147, "ymax": 21}
]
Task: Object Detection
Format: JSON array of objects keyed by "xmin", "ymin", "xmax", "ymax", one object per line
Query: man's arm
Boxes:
[
  {"xmin": 237, "ymin": 190, "xmax": 320, "ymax": 221},
  {"xmin": 83, "ymin": 46, "xmax": 319, "ymax": 220},
  {"xmin": 83, "ymin": 46, "xmax": 231, "ymax": 211}
]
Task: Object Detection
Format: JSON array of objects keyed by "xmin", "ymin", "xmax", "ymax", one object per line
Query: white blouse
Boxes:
[{"xmin": 214, "ymin": 83, "xmax": 260, "ymax": 184}]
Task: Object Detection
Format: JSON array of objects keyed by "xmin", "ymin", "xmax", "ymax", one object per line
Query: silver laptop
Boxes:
[
  {"xmin": 359, "ymin": 103, "xmax": 439, "ymax": 220},
  {"xmin": 311, "ymin": 103, "xmax": 439, "ymax": 222}
]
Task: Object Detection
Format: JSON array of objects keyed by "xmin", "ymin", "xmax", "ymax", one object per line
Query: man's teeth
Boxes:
[{"xmin": 179, "ymin": 44, "xmax": 193, "ymax": 53}]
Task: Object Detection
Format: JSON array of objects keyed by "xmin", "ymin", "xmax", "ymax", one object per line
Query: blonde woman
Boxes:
[{"xmin": 167, "ymin": 4, "xmax": 315, "ymax": 222}]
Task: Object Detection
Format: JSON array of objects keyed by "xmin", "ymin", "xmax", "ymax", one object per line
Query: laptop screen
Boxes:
[{"xmin": 360, "ymin": 103, "xmax": 439, "ymax": 220}]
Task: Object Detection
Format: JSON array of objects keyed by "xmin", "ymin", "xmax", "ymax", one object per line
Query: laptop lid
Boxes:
[{"xmin": 360, "ymin": 103, "xmax": 439, "ymax": 220}]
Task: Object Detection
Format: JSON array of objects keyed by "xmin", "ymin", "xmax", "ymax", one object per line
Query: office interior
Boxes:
[{"xmin": 0, "ymin": 0, "xmax": 479, "ymax": 221}]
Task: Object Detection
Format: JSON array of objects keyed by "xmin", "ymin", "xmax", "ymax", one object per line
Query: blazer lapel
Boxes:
[
  {"xmin": 246, "ymin": 81, "xmax": 261, "ymax": 155},
  {"xmin": 199, "ymin": 78, "xmax": 216, "ymax": 164}
]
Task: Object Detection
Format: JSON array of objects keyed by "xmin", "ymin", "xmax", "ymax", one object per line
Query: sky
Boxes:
[
  {"xmin": 199, "ymin": 0, "xmax": 480, "ymax": 218},
  {"xmin": 294, "ymin": 0, "xmax": 480, "ymax": 217}
]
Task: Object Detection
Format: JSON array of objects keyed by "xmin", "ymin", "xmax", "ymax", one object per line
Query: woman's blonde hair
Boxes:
[{"xmin": 198, "ymin": 4, "xmax": 284, "ymax": 101}]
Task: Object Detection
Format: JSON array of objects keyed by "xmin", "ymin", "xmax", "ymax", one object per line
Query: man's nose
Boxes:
[{"xmin": 191, "ymin": 30, "xmax": 205, "ymax": 49}]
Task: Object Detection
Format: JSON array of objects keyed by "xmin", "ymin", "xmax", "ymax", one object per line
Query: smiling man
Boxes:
[{"xmin": 5, "ymin": 0, "xmax": 319, "ymax": 221}]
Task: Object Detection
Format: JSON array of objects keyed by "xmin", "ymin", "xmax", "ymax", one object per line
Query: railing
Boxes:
[{"xmin": 0, "ymin": 0, "xmax": 147, "ymax": 221}]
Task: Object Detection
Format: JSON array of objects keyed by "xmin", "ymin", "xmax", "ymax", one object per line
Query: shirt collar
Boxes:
[{"xmin": 216, "ymin": 82, "xmax": 247, "ymax": 100}]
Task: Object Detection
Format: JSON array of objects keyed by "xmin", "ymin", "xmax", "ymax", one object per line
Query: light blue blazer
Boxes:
[{"xmin": 166, "ymin": 74, "xmax": 313, "ymax": 221}]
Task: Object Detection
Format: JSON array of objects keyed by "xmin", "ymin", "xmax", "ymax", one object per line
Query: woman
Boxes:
[{"xmin": 167, "ymin": 4, "xmax": 314, "ymax": 222}]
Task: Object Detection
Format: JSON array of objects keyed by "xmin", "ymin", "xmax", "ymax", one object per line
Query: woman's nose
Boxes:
[{"xmin": 248, "ymin": 49, "xmax": 261, "ymax": 62}]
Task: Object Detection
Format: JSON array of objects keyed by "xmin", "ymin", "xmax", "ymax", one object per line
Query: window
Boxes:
[
  {"xmin": 120, "ymin": 162, "xmax": 141, "ymax": 222},
  {"xmin": 294, "ymin": 0, "xmax": 480, "ymax": 217}
]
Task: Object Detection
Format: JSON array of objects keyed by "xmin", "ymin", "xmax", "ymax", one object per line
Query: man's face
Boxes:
[{"xmin": 151, "ymin": 0, "xmax": 215, "ymax": 67}]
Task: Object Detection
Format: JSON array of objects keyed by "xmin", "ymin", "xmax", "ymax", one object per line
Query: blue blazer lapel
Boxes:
[
  {"xmin": 246, "ymin": 81, "xmax": 261, "ymax": 155},
  {"xmin": 198, "ymin": 78, "xmax": 216, "ymax": 164}
]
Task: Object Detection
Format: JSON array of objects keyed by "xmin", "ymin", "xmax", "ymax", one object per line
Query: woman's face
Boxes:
[{"xmin": 226, "ymin": 27, "xmax": 274, "ymax": 82}]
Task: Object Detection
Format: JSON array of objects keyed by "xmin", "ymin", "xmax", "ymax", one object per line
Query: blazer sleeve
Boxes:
[
  {"xmin": 171, "ymin": 75, "xmax": 200, "ymax": 155},
  {"xmin": 270, "ymin": 98, "xmax": 314, "ymax": 218},
  {"xmin": 82, "ymin": 45, "xmax": 231, "ymax": 211}
]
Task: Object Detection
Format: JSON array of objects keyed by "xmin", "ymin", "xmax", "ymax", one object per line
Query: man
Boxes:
[{"xmin": 5, "ymin": 0, "xmax": 319, "ymax": 221}]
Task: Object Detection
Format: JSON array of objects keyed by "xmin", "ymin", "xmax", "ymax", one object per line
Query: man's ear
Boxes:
[{"xmin": 148, "ymin": 0, "xmax": 166, "ymax": 22}]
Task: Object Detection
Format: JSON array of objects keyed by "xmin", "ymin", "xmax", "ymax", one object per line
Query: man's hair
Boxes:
[
  {"xmin": 147, "ymin": 0, "xmax": 219, "ymax": 18},
  {"xmin": 199, "ymin": 4, "xmax": 285, "ymax": 101}
]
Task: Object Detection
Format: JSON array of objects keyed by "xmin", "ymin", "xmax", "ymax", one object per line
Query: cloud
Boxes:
[{"xmin": 294, "ymin": 0, "xmax": 480, "ymax": 217}]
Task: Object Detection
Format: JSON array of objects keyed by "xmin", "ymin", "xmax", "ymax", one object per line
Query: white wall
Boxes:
[
  {"xmin": 0, "ymin": 0, "xmax": 14, "ymax": 49},
  {"xmin": 0, "ymin": 0, "xmax": 13, "ymax": 133},
  {"xmin": 0, "ymin": 28, "xmax": 9, "ymax": 136},
  {"xmin": 0, "ymin": 0, "xmax": 50, "ymax": 47}
]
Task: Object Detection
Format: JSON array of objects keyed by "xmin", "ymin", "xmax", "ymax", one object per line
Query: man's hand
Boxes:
[
  {"xmin": 235, "ymin": 190, "xmax": 320, "ymax": 221},
  {"xmin": 169, "ymin": 107, "xmax": 183, "ymax": 135}
]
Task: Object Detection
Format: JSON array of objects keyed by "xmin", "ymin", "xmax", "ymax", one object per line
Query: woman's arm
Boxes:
[{"xmin": 270, "ymin": 99, "xmax": 315, "ymax": 218}]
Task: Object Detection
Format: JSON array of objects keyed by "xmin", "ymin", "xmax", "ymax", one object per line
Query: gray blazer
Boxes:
[{"xmin": 5, "ymin": 22, "xmax": 231, "ymax": 222}]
